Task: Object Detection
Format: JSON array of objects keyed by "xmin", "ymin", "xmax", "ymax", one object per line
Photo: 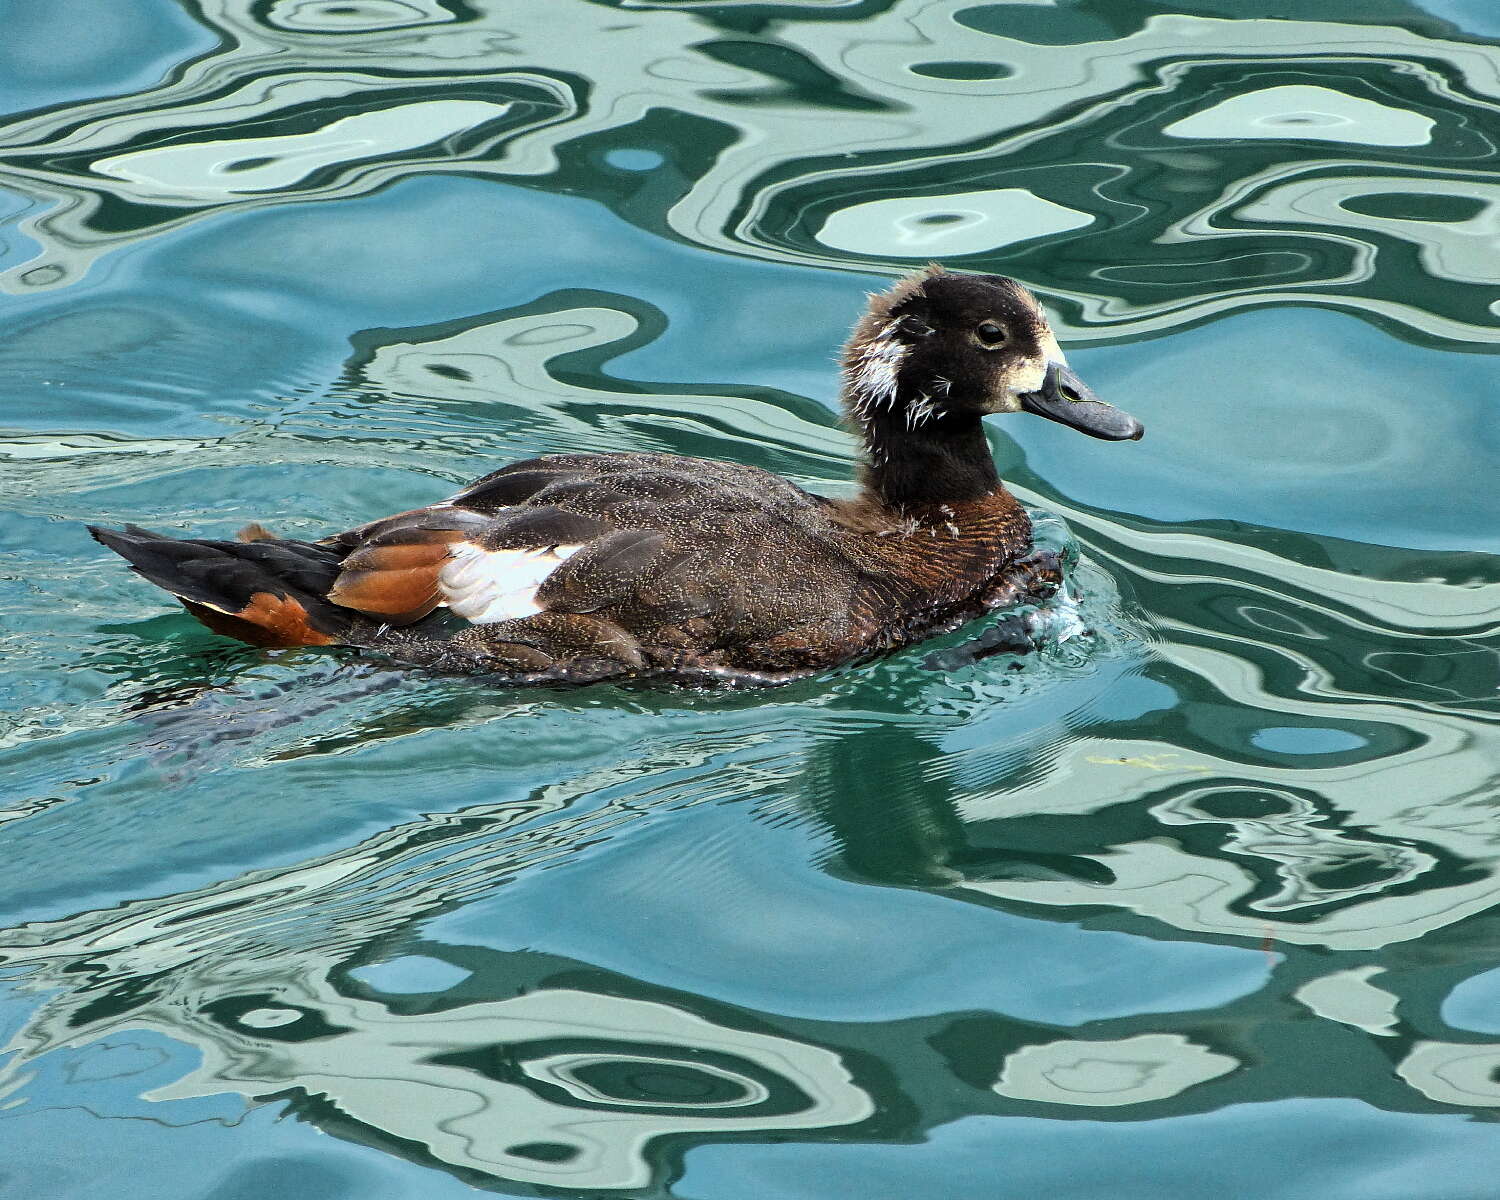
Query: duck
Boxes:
[{"xmin": 90, "ymin": 266, "xmax": 1142, "ymax": 685}]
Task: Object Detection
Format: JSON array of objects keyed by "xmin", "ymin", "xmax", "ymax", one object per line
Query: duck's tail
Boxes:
[{"xmin": 89, "ymin": 523, "xmax": 361, "ymax": 648}]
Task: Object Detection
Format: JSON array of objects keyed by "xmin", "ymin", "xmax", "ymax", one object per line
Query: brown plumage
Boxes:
[{"xmin": 90, "ymin": 267, "xmax": 1143, "ymax": 685}]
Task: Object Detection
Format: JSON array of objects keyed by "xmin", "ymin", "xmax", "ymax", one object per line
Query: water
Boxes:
[{"xmin": 2, "ymin": 0, "xmax": 1499, "ymax": 1195}]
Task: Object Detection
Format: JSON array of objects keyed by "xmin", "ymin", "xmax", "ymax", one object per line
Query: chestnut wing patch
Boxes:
[
  {"xmin": 327, "ymin": 508, "xmax": 490, "ymax": 624},
  {"xmin": 327, "ymin": 500, "xmax": 623, "ymax": 627}
]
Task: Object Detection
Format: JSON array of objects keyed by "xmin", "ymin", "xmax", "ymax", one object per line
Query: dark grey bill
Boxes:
[{"xmin": 1019, "ymin": 362, "xmax": 1143, "ymax": 441}]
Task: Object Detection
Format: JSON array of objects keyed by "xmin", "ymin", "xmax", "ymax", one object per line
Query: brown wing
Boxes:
[
  {"xmin": 324, "ymin": 508, "xmax": 491, "ymax": 623},
  {"xmin": 317, "ymin": 456, "xmax": 638, "ymax": 624},
  {"xmin": 321, "ymin": 453, "xmax": 842, "ymax": 641}
]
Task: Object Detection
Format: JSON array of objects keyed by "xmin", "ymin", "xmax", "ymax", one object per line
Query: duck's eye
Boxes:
[{"xmin": 974, "ymin": 321, "xmax": 1008, "ymax": 348}]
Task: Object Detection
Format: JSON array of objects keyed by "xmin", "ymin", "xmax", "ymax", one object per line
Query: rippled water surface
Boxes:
[{"xmin": 4, "ymin": 0, "xmax": 1500, "ymax": 1195}]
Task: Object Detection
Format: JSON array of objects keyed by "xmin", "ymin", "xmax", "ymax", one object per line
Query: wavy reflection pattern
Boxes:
[
  {"xmin": 4, "ymin": 0, "xmax": 1500, "ymax": 1191},
  {"xmin": 0, "ymin": 748, "xmax": 880, "ymax": 1192},
  {"xmin": 3, "ymin": 0, "xmax": 1500, "ymax": 345},
  {"xmin": 8, "ymin": 676, "xmax": 1500, "ymax": 1191},
  {"xmin": 6, "ymin": 308, "xmax": 1500, "ymax": 1184}
]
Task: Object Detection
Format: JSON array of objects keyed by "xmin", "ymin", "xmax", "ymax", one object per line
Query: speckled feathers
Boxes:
[{"xmin": 86, "ymin": 268, "xmax": 1131, "ymax": 684}]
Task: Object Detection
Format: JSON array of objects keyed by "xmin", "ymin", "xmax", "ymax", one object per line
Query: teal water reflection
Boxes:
[{"xmin": 4, "ymin": 0, "xmax": 1500, "ymax": 1196}]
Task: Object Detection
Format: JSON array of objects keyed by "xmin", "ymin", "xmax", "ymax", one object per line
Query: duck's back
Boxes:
[
  {"xmin": 90, "ymin": 267, "xmax": 1140, "ymax": 685},
  {"xmin": 90, "ymin": 449, "xmax": 1038, "ymax": 681},
  {"xmin": 322, "ymin": 451, "xmax": 1027, "ymax": 677},
  {"xmin": 391, "ymin": 453, "xmax": 879, "ymax": 672}
]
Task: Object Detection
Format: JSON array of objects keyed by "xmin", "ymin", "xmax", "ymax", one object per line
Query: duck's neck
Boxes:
[{"xmin": 856, "ymin": 412, "xmax": 1001, "ymax": 513}]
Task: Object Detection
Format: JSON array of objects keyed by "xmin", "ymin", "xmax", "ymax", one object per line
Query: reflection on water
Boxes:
[
  {"xmin": 6, "ymin": 665, "xmax": 1500, "ymax": 1190},
  {"xmin": 4, "ymin": 0, "xmax": 1500, "ymax": 1195},
  {"xmin": 7, "ymin": 0, "xmax": 1500, "ymax": 345}
]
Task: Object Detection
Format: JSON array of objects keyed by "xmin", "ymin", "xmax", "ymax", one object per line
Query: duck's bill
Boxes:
[{"xmin": 1019, "ymin": 362, "xmax": 1143, "ymax": 441}]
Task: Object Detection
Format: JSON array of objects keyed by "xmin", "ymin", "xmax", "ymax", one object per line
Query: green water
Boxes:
[{"xmin": 3, "ymin": 0, "xmax": 1500, "ymax": 1195}]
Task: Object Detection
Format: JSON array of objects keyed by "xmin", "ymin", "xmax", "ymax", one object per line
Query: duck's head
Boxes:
[{"xmin": 842, "ymin": 265, "xmax": 1143, "ymax": 443}]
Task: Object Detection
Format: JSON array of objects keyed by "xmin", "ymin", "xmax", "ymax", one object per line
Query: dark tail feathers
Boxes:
[{"xmin": 89, "ymin": 524, "xmax": 355, "ymax": 648}]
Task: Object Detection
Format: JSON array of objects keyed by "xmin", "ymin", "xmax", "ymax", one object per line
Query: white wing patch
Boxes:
[{"xmin": 439, "ymin": 542, "xmax": 580, "ymax": 624}]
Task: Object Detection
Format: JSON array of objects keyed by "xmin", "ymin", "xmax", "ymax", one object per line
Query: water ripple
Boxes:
[{"xmin": 3, "ymin": 0, "xmax": 1500, "ymax": 1194}]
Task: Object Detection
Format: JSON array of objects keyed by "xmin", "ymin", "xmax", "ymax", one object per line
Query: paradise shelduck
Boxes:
[{"xmin": 91, "ymin": 266, "xmax": 1143, "ymax": 685}]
